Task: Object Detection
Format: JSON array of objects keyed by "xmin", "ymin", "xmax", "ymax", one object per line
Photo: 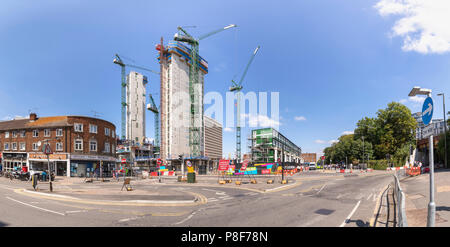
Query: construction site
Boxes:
[{"xmin": 114, "ymin": 24, "xmax": 302, "ymax": 176}]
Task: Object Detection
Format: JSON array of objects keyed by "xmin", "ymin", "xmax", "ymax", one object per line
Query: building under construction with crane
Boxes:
[{"xmin": 157, "ymin": 25, "xmax": 234, "ymax": 173}]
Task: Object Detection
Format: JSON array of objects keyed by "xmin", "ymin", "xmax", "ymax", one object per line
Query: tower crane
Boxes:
[
  {"xmin": 173, "ymin": 24, "xmax": 237, "ymax": 157},
  {"xmin": 113, "ymin": 54, "xmax": 159, "ymax": 141},
  {"xmin": 147, "ymin": 93, "xmax": 160, "ymax": 153},
  {"xmin": 229, "ymin": 46, "xmax": 260, "ymax": 163}
]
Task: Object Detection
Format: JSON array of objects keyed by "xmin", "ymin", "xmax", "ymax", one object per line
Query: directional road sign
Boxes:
[{"xmin": 422, "ymin": 96, "xmax": 433, "ymax": 125}]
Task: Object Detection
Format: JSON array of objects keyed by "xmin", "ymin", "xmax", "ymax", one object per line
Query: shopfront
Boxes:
[
  {"xmin": 70, "ymin": 154, "xmax": 118, "ymax": 178},
  {"xmin": 28, "ymin": 153, "xmax": 69, "ymax": 176},
  {"xmin": 2, "ymin": 152, "xmax": 27, "ymax": 172}
]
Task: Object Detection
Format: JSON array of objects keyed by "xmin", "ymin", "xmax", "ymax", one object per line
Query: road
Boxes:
[{"xmin": 0, "ymin": 171, "xmax": 394, "ymax": 227}]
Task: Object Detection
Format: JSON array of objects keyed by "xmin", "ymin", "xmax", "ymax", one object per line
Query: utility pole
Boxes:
[{"xmin": 437, "ymin": 93, "xmax": 447, "ymax": 169}]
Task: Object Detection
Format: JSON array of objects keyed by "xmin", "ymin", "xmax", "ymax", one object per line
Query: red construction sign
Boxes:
[
  {"xmin": 157, "ymin": 158, "xmax": 162, "ymax": 165},
  {"xmin": 121, "ymin": 158, "xmax": 126, "ymax": 164},
  {"xmin": 241, "ymin": 159, "xmax": 249, "ymax": 171},
  {"xmin": 321, "ymin": 156, "xmax": 325, "ymax": 160},
  {"xmin": 218, "ymin": 159, "xmax": 229, "ymax": 171}
]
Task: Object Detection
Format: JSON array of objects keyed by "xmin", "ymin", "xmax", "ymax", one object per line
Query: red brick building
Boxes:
[
  {"xmin": 301, "ymin": 153, "xmax": 317, "ymax": 164},
  {"xmin": 0, "ymin": 113, "xmax": 117, "ymax": 177}
]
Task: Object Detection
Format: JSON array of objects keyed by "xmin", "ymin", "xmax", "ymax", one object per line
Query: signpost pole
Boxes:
[{"xmin": 428, "ymin": 135, "xmax": 435, "ymax": 226}]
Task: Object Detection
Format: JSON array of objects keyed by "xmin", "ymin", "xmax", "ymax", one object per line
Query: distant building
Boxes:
[
  {"xmin": 301, "ymin": 153, "xmax": 317, "ymax": 164},
  {"xmin": 249, "ymin": 128, "xmax": 301, "ymax": 163},
  {"xmin": 204, "ymin": 116, "xmax": 222, "ymax": 174},
  {"xmin": 126, "ymin": 71, "xmax": 147, "ymax": 144},
  {"xmin": 0, "ymin": 113, "xmax": 117, "ymax": 177}
]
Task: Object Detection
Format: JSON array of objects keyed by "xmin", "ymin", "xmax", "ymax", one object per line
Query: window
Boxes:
[
  {"xmin": 20, "ymin": 130, "xmax": 26, "ymax": 137},
  {"xmin": 74, "ymin": 123, "xmax": 83, "ymax": 132},
  {"xmin": 12, "ymin": 131, "xmax": 17, "ymax": 138},
  {"xmin": 90, "ymin": 124, "xmax": 98, "ymax": 134},
  {"xmin": 104, "ymin": 142, "xmax": 110, "ymax": 153},
  {"xmin": 89, "ymin": 140, "xmax": 97, "ymax": 152},
  {"xmin": 5, "ymin": 132, "xmax": 9, "ymax": 138},
  {"xmin": 56, "ymin": 142, "xmax": 63, "ymax": 151},
  {"xmin": 33, "ymin": 130, "xmax": 39, "ymax": 137},
  {"xmin": 56, "ymin": 129, "xmax": 63, "ymax": 137},
  {"xmin": 4, "ymin": 143, "xmax": 9, "ymax": 150},
  {"xmin": 105, "ymin": 127, "xmax": 110, "ymax": 136},
  {"xmin": 44, "ymin": 129, "xmax": 51, "ymax": 137},
  {"xmin": 32, "ymin": 143, "xmax": 38, "ymax": 151},
  {"xmin": 12, "ymin": 142, "xmax": 17, "ymax": 150},
  {"xmin": 112, "ymin": 132, "xmax": 115, "ymax": 138},
  {"xmin": 112, "ymin": 144, "xmax": 115, "ymax": 154},
  {"xmin": 19, "ymin": 142, "xmax": 25, "ymax": 151},
  {"xmin": 75, "ymin": 139, "xmax": 83, "ymax": 151}
]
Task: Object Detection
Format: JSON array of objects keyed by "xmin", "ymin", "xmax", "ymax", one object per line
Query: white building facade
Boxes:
[{"xmin": 126, "ymin": 71, "xmax": 147, "ymax": 144}]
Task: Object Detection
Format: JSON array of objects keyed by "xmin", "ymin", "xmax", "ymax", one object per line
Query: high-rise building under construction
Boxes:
[
  {"xmin": 158, "ymin": 41, "xmax": 208, "ymax": 165},
  {"xmin": 126, "ymin": 71, "xmax": 147, "ymax": 144}
]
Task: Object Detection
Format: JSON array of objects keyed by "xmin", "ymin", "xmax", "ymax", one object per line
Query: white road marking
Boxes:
[
  {"xmin": 65, "ymin": 210, "xmax": 88, "ymax": 214},
  {"xmin": 339, "ymin": 200, "xmax": 361, "ymax": 227},
  {"xmin": 367, "ymin": 193, "xmax": 373, "ymax": 201},
  {"xmin": 316, "ymin": 184, "xmax": 327, "ymax": 194},
  {"xmin": 118, "ymin": 216, "xmax": 139, "ymax": 222},
  {"xmin": 6, "ymin": 197, "xmax": 65, "ymax": 216}
]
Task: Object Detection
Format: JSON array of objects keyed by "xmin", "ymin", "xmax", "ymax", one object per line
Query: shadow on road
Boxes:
[
  {"xmin": 437, "ymin": 206, "xmax": 450, "ymax": 212},
  {"xmin": 0, "ymin": 221, "xmax": 9, "ymax": 227},
  {"xmin": 346, "ymin": 219, "xmax": 370, "ymax": 227}
]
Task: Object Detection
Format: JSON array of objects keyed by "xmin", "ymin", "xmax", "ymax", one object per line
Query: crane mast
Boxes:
[
  {"xmin": 174, "ymin": 24, "xmax": 236, "ymax": 157},
  {"xmin": 230, "ymin": 46, "xmax": 260, "ymax": 163}
]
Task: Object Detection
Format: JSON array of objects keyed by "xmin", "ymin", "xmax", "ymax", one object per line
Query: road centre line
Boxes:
[
  {"xmin": 339, "ymin": 200, "xmax": 361, "ymax": 227},
  {"xmin": 6, "ymin": 196, "xmax": 65, "ymax": 216}
]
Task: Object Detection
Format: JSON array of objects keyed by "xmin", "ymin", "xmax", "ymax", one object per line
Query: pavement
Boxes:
[
  {"xmin": 7, "ymin": 169, "xmax": 384, "ymax": 205},
  {"xmin": 399, "ymin": 169, "xmax": 450, "ymax": 227}
]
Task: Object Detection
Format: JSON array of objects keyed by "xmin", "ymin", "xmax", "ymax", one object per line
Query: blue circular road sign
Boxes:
[{"xmin": 422, "ymin": 96, "xmax": 433, "ymax": 125}]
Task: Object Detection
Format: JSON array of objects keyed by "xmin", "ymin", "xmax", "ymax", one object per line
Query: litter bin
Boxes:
[{"xmin": 187, "ymin": 172, "xmax": 196, "ymax": 183}]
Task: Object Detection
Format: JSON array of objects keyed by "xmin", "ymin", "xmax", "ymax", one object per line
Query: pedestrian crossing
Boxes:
[{"xmin": 201, "ymin": 189, "xmax": 260, "ymax": 203}]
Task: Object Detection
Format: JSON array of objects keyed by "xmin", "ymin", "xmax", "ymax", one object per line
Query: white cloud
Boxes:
[
  {"xmin": 399, "ymin": 95, "xmax": 426, "ymax": 110},
  {"xmin": 375, "ymin": 0, "xmax": 450, "ymax": 54},
  {"xmin": 294, "ymin": 116, "xmax": 306, "ymax": 121},
  {"xmin": 241, "ymin": 113, "xmax": 281, "ymax": 128},
  {"xmin": 224, "ymin": 127, "xmax": 233, "ymax": 132},
  {"xmin": 342, "ymin": 130, "xmax": 354, "ymax": 135},
  {"xmin": 329, "ymin": 140, "xmax": 339, "ymax": 144},
  {"xmin": 315, "ymin": 139, "xmax": 326, "ymax": 144}
]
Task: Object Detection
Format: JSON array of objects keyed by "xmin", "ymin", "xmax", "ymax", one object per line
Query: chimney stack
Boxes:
[{"xmin": 29, "ymin": 113, "xmax": 37, "ymax": 121}]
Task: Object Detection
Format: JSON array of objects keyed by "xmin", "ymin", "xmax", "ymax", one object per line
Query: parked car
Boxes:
[{"xmin": 308, "ymin": 164, "xmax": 316, "ymax": 170}]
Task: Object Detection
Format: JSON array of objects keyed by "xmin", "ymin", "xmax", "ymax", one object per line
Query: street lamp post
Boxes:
[
  {"xmin": 409, "ymin": 86, "xmax": 435, "ymax": 227},
  {"xmin": 437, "ymin": 93, "xmax": 447, "ymax": 169}
]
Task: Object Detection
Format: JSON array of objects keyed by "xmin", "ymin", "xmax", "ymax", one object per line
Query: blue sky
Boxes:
[{"xmin": 1, "ymin": 0, "xmax": 449, "ymax": 158}]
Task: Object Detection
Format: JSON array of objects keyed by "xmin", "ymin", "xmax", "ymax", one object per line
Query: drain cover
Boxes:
[{"xmin": 315, "ymin": 209, "xmax": 335, "ymax": 215}]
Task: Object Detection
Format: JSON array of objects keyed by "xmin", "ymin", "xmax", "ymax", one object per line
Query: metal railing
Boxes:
[{"xmin": 394, "ymin": 174, "xmax": 408, "ymax": 227}]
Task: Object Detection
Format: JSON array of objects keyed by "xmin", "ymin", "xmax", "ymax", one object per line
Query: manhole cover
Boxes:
[{"xmin": 315, "ymin": 209, "xmax": 335, "ymax": 215}]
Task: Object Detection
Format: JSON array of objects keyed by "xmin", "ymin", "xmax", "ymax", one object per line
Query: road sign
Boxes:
[
  {"xmin": 241, "ymin": 159, "xmax": 248, "ymax": 171},
  {"xmin": 422, "ymin": 96, "xmax": 433, "ymax": 125},
  {"xmin": 321, "ymin": 156, "xmax": 325, "ymax": 160},
  {"xmin": 187, "ymin": 161, "xmax": 192, "ymax": 167},
  {"xmin": 157, "ymin": 158, "xmax": 162, "ymax": 165},
  {"xmin": 218, "ymin": 160, "xmax": 229, "ymax": 171},
  {"xmin": 43, "ymin": 143, "xmax": 52, "ymax": 155},
  {"xmin": 121, "ymin": 158, "xmax": 126, "ymax": 164}
]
